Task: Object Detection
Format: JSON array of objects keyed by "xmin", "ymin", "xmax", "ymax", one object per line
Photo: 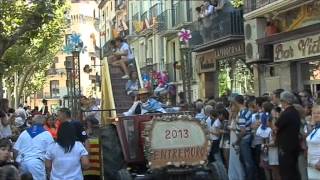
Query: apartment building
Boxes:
[
  {"xmin": 244, "ymin": 0, "xmax": 320, "ymax": 95},
  {"xmin": 31, "ymin": 0, "xmax": 101, "ymax": 112},
  {"xmin": 127, "ymin": 0, "xmax": 202, "ymax": 103}
]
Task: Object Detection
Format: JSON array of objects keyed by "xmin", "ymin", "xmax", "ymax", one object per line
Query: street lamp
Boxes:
[{"xmin": 63, "ymin": 33, "xmax": 86, "ymax": 119}]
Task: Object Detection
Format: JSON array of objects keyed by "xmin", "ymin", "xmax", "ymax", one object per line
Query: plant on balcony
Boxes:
[{"xmin": 230, "ymin": 0, "xmax": 244, "ymax": 8}]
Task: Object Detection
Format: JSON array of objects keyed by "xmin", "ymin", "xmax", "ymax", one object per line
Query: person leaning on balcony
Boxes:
[
  {"xmin": 203, "ymin": 0, "xmax": 215, "ymax": 17},
  {"xmin": 111, "ymin": 37, "xmax": 135, "ymax": 79}
]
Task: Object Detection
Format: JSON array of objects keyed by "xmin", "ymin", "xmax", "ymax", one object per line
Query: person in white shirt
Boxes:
[
  {"xmin": 45, "ymin": 122, "xmax": 90, "ymax": 180},
  {"xmin": 306, "ymin": 106, "xmax": 320, "ymax": 179},
  {"xmin": 111, "ymin": 37, "xmax": 135, "ymax": 79},
  {"xmin": 14, "ymin": 115, "xmax": 54, "ymax": 180},
  {"xmin": 205, "ymin": 106, "xmax": 223, "ymax": 163},
  {"xmin": 203, "ymin": 0, "xmax": 214, "ymax": 17}
]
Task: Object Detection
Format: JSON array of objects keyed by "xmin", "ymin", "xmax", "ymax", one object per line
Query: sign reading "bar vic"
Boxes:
[{"xmin": 274, "ymin": 33, "xmax": 320, "ymax": 62}]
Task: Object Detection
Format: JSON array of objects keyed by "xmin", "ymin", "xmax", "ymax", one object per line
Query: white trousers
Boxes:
[{"xmin": 20, "ymin": 159, "xmax": 46, "ymax": 180}]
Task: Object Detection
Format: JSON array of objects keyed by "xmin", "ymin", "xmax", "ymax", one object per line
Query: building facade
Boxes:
[
  {"xmin": 126, "ymin": 0, "xmax": 202, "ymax": 104},
  {"xmin": 244, "ymin": 0, "xmax": 320, "ymax": 96},
  {"xmin": 31, "ymin": 0, "xmax": 101, "ymax": 112},
  {"xmin": 187, "ymin": 0, "xmax": 254, "ymax": 99}
]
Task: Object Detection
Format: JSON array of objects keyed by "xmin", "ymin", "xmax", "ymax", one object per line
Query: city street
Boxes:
[{"xmin": 1, "ymin": 0, "xmax": 320, "ymax": 180}]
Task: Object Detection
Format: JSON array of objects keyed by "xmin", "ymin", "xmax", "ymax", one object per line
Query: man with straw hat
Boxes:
[{"xmin": 123, "ymin": 88, "xmax": 166, "ymax": 116}]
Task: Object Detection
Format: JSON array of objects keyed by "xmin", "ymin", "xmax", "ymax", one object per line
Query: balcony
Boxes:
[
  {"xmin": 141, "ymin": 11, "xmax": 148, "ymax": 24},
  {"xmin": 156, "ymin": 9, "xmax": 177, "ymax": 35},
  {"xmin": 116, "ymin": 0, "xmax": 125, "ymax": 11},
  {"xmin": 245, "ymin": 0, "xmax": 278, "ymax": 13},
  {"xmin": 132, "ymin": 12, "xmax": 141, "ymax": 33},
  {"xmin": 173, "ymin": 1, "xmax": 193, "ymax": 28},
  {"xmin": 244, "ymin": 0, "xmax": 303, "ymax": 19},
  {"xmin": 197, "ymin": 10, "xmax": 244, "ymax": 46},
  {"xmin": 47, "ymin": 68, "xmax": 57, "ymax": 76},
  {"xmin": 149, "ymin": 3, "xmax": 162, "ymax": 26}
]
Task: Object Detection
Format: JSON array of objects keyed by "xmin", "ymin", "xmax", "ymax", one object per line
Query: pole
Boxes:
[
  {"xmin": 186, "ymin": 48, "xmax": 192, "ymax": 107},
  {"xmin": 179, "ymin": 43, "xmax": 187, "ymax": 107}
]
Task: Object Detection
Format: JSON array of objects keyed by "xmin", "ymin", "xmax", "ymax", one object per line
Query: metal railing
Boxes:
[
  {"xmin": 141, "ymin": 10, "xmax": 148, "ymax": 22},
  {"xmin": 149, "ymin": 3, "xmax": 162, "ymax": 19},
  {"xmin": 156, "ymin": 9, "xmax": 176, "ymax": 32},
  {"xmin": 199, "ymin": 10, "xmax": 244, "ymax": 43},
  {"xmin": 173, "ymin": 1, "xmax": 193, "ymax": 27},
  {"xmin": 244, "ymin": 0, "xmax": 280, "ymax": 13},
  {"xmin": 131, "ymin": 12, "xmax": 140, "ymax": 33},
  {"xmin": 47, "ymin": 68, "xmax": 57, "ymax": 75}
]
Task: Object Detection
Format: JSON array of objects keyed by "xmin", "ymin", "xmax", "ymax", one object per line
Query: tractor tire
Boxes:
[
  {"xmin": 117, "ymin": 169, "xmax": 132, "ymax": 180},
  {"xmin": 208, "ymin": 161, "xmax": 228, "ymax": 180},
  {"xmin": 101, "ymin": 124, "xmax": 124, "ymax": 180}
]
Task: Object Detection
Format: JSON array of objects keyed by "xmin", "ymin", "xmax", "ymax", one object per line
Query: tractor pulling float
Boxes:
[{"xmin": 100, "ymin": 113, "xmax": 228, "ymax": 180}]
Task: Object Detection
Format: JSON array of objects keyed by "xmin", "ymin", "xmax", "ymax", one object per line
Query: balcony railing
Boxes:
[
  {"xmin": 173, "ymin": 1, "xmax": 193, "ymax": 27},
  {"xmin": 199, "ymin": 10, "xmax": 244, "ymax": 43},
  {"xmin": 116, "ymin": 0, "xmax": 125, "ymax": 10},
  {"xmin": 245, "ymin": 0, "xmax": 279, "ymax": 13},
  {"xmin": 47, "ymin": 68, "xmax": 57, "ymax": 75},
  {"xmin": 141, "ymin": 11, "xmax": 148, "ymax": 23},
  {"xmin": 156, "ymin": 9, "xmax": 176, "ymax": 33},
  {"xmin": 150, "ymin": 3, "xmax": 162, "ymax": 17},
  {"xmin": 132, "ymin": 12, "xmax": 140, "ymax": 33}
]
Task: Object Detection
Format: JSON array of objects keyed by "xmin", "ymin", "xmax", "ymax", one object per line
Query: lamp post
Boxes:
[
  {"xmin": 178, "ymin": 29, "xmax": 192, "ymax": 108},
  {"xmin": 63, "ymin": 33, "xmax": 86, "ymax": 119}
]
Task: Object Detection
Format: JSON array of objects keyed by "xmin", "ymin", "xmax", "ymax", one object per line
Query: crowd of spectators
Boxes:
[
  {"xmin": 194, "ymin": 89, "xmax": 319, "ymax": 180},
  {"xmin": 0, "ymin": 98, "xmax": 101, "ymax": 180}
]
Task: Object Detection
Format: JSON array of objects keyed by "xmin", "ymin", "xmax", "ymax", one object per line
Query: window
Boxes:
[
  {"xmin": 50, "ymin": 80, "xmax": 60, "ymax": 98},
  {"xmin": 91, "ymin": 57, "xmax": 96, "ymax": 67},
  {"xmin": 65, "ymin": 34, "xmax": 72, "ymax": 46},
  {"xmin": 65, "ymin": 56, "xmax": 73, "ymax": 69},
  {"xmin": 54, "ymin": 57, "xmax": 59, "ymax": 63}
]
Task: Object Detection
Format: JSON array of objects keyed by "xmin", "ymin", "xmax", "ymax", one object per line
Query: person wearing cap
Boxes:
[
  {"xmin": 14, "ymin": 115, "xmax": 54, "ymax": 180},
  {"xmin": 123, "ymin": 89, "xmax": 166, "ymax": 116},
  {"xmin": 275, "ymin": 91, "xmax": 301, "ymax": 180}
]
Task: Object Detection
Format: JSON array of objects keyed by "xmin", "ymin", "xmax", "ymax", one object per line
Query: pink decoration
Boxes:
[{"xmin": 178, "ymin": 28, "xmax": 192, "ymax": 43}]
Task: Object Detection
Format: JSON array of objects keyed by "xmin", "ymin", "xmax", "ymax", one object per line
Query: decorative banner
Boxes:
[
  {"xmin": 178, "ymin": 28, "xmax": 192, "ymax": 44},
  {"xmin": 63, "ymin": 32, "xmax": 87, "ymax": 54},
  {"xmin": 143, "ymin": 115, "xmax": 211, "ymax": 169}
]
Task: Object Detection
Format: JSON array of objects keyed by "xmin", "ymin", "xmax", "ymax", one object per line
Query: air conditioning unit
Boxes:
[{"xmin": 244, "ymin": 18, "xmax": 267, "ymax": 63}]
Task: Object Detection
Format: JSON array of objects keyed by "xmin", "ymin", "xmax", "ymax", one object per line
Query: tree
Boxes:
[
  {"xmin": 2, "ymin": 1, "xmax": 68, "ymax": 107},
  {"xmin": 0, "ymin": 0, "xmax": 65, "ymax": 58},
  {"xmin": 230, "ymin": 0, "xmax": 244, "ymax": 8}
]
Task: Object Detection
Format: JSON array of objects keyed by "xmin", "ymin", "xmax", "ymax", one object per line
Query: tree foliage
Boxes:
[
  {"xmin": 2, "ymin": 1, "xmax": 68, "ymax": 105},
  {"xmin": 0, "ymin": 0, "xmax": 65, "ymax": 59},
  {"xmin": 230, "ymin": 0, "xmax": 244, "ymax": 8}
]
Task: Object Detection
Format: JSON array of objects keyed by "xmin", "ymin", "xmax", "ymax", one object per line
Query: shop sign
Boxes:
[
  {"xmin": 274, "ymin": 34, "xmax": 320, "ymax": 62},
  {"xmin": 196, "ymin": 42, "xmax": 244, "ymax": 73},
  {"xmin": 196, "ymin": 50, "xmax": 216, "ymax": 73},
  {"xmin": 214, "ymin": 42, "xmax": 245, "ymax": 60}
]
